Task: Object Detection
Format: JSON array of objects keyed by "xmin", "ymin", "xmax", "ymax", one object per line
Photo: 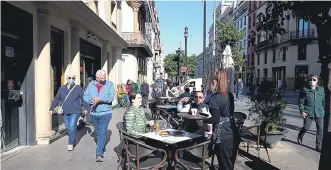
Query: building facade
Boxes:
[
  {"xmin": 253, "ymin": 2, "xmax": 320, "ymax": 90},
  {"xmin": 1, "ymin": 1, "xmax": 127, "ymax": 152},
  {"xmin": 120, "ymin": 1, "xmax": 162, "ymax": 86},
  {"xmin": 233, "ymin": 0, "xmax": 248, "ymax": 84}
]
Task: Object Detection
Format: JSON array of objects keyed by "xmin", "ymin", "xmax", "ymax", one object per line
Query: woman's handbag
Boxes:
[{"xmin": 54, "ymin": 85, "xmax": 77, "ymax": 114}]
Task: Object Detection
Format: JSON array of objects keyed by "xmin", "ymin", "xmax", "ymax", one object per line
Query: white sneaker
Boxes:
[{"xmin": 67, "ymin": 145, "xmax": 73, "ymax": 151}]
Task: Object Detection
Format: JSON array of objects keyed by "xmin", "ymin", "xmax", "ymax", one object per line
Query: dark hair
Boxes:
[
  {"xmin": 213, "ymin": 68, "xmax": 228, "ymax": 96},
  {"xmin": 185, "ymin": 88, "xmax": 190, "ymax": 93},
  {"xmin": 129, "ymin": 92, "xmax": 139, "ymax": 104}
]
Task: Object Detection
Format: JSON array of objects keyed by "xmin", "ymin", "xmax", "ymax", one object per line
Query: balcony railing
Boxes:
[
  {"xmin": 255, "ymin": 38, "xmax": 277, "ymax": 51},
  {"xmin": 290, "ymin": 29, "xmax": 316, "ymax": 40},
  {"xmin": 122, "ymin": 32, "xmax": 152, "ymax": 51}
]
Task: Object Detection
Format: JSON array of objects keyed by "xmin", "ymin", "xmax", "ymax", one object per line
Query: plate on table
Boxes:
[
  {"xmin": 170, "ymin": 130, "xmax": 185, "ymax": 136},
  {"xmin": 159, "ymin": 130, "xmax": 170, "ymax": 137}
]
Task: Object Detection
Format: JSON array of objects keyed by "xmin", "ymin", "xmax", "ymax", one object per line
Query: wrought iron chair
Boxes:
[
  {"xmin": 239, "ymin": 124, "xmax": 271, "ymax": 162},
  {"xmin": 123, "ymin": 135, "xmax": 168, "ymax": 170},
  {"xmin": 174, "ymin": 140, "xmax": 212, "ymax": 170},
  {"xmin": 114, "ymin": 122, "xmax": 128, "ymax": 169}
]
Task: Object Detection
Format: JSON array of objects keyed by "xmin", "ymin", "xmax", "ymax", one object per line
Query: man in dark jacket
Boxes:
[
  {"xmin": 141, "ymin": 80, "xmax": 150, "ymax": 108},
  {"xmin": 297, "ymin": 74, "xmax": 325, "ymax": 152}
]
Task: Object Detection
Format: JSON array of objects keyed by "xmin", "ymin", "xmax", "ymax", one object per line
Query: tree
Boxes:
[
  {"xmin": 163, "ymin": 50, "xmax": 197, "ymax": 78},
  {"xmin": 256, "ymin": 2, "xmax": 331, "ymax": 169},
  {"xmin": 216, "ymin": 19, "xmax": 245, "ymax": 69}
]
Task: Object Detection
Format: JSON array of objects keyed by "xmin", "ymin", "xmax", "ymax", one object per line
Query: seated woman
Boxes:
[
  {"xmin": 124, "ymin": 92, "xmax": 154, "ymax": 138},
  {"xmin": 117, "ymin": 84, "xmax": 129, "ymax": 106}
]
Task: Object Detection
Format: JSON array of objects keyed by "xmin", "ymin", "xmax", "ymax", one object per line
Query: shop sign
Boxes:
[
  {"xmin": 5, "ymin": 46, "xmax": 14, "ymax": 57},
  {"xmin": 86, "ymin": 31, "xmax": 103, "ymax": 46}
]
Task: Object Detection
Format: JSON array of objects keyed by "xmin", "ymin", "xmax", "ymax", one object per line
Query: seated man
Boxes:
[{"xmin": 177, "ymin": 91, "xmax": 212, "ymax": 135}]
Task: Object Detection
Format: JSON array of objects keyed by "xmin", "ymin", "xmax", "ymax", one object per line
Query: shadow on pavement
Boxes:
[
  {"xmin": 75, "ymin": 126, "xmax": 92, "ymax": 146},
  {"xmin": 237, "ymin": 149, "xmax": 280, "ymax": 170},
  {"xmin": 281, "ymin": 138, "xmax": 317, "ymax": 151},
  {"xmin": 90, "ymin": 130, "xmax": 113, "ymax": 147},
  {"xmin": 281, "ymin": 124, "xmax": 316, "ymax": 135}
]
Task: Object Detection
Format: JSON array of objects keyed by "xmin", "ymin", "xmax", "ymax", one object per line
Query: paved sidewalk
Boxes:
[{"xmin": 2, "ymin": 103, "xmax": 319, "ymax": 170}]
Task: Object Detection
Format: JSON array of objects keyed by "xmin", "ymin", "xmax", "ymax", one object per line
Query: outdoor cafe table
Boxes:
[
  {"xmin": 177, "ymin": 112, "xmax": 208, "ymax": 120},
  {"xmin": 156, "ymin": 105, "xmax": 177, "ymax": 109},
  {"xmin": 141, "ymin": 129, "xmax": 203, "ymax": 169}
]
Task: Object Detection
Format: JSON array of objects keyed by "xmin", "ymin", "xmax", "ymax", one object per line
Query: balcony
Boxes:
[
  {"xmin": 289, "ymin": 29, "xmax": 317, "ymax": 43},
  {"xmin": 254, "ymin": 38, "xmax": 278, "ymax": 51},
  {"xmin": 122, "ymin": 32, "xmax": 152, "ymax": 57}
]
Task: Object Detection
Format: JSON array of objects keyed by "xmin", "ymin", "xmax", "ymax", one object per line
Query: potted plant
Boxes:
[{"xmin": 248, "ymin": 80, "xmax": 289, "ymax": 149}]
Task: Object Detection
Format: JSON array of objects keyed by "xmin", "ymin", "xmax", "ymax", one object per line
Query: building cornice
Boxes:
[{"xmin": 54, "ymin": 1, "xmax": 128, "ymax": 48}]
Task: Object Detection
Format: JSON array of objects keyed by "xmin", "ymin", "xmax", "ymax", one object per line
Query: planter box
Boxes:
[{"xmin": 261, "ymin": 127, "xmax": 289, "ymax": 149}]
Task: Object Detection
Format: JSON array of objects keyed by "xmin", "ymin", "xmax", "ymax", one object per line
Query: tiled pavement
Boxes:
[{"xmin": 1, "ymin": 100, "xmax": 319, "ymax": 170}]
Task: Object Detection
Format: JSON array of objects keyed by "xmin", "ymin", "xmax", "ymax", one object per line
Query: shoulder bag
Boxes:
[{"xmin": 54, "ymin": 85, "xmax": 77, "ymax": 114}]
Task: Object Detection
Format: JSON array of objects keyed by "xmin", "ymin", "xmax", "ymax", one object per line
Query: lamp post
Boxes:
[
  {"xmin": 176, "ymin": 47, "xmax": 181, "ymax": 85},
  {"xmin": 184, "ymin": 27, "xmax": 188, "ymax": 79}
]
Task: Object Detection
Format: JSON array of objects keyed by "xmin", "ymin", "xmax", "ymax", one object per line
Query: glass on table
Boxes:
[{"xmin": 154, "ymin": 120, "xmax": 161, "ymax": 135}]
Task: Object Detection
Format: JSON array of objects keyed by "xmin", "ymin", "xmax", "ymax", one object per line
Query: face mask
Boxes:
[
  {"xmin": 69, "ymin": 79, "xmax": 75, "ymax": 85},
  {"xmin": 309, "ymin": 81, "xmax": 317, "ymax": 86},
  {"xmin": 99, "ymin": 80, "xmax": 106, "ymax": 85}
]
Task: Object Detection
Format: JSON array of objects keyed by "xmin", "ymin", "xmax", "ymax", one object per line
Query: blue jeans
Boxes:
[
  {"xmin": 236, "ymin": 90, "xmax": 243, "ymax": 101},
  {"xmin": 91, "ymin": 113, "xmax": 112, "ymax": 157},
  {"xmin": 63, "ymin": 113, "xmax": 81, "ymax": 145}
]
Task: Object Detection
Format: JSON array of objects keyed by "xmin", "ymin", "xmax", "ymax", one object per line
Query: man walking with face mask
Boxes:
[
  {"xmin": 297, "ymin": 74, "xmax": 325, "ymax": 152},
  {"xmin": 84, "ymin": 70, "xmax": 114, "ymax": 162}
]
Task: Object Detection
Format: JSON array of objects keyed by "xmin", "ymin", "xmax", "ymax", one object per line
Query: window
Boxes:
[
  {"xmin": 263, "ymin": 68, "xmax": 268, "ymax": 79},
  {"xmin": 264, "ymin": 52, "xmax": 267, "ymax": 64},
  {"xmin": 240, "ymin": 18, "xmax": 243, "ymax": 29},
  {"xmin": 248, "ymin": 16, "xmax": 251, "ymax": 29},
  {"xmin": 244, "ymin": 16, "xmax": 246, "ymax": 25},
  {"xmin": 257, "ymin": 53, "xmax": 260, "ymax": 65},
  {"xmin": 273, "ymin": 49, "xmax": 276, "ymax": 63},
  {"xmin": 282, "ymin": 47, "xmax": 286, "ymax": 61},
  {"xmin": 257, "ymin": 69, "xmax": 260, "ymax": 83},
  {"xmin": 249, "ymin": 1, "xmax": 252, "ymax": 12},
  {"xmin": 298, "ymin": 44, "xmax": 307, "ymax": 60},
  {"xmin": 253, "ymin": 13, "xmax": 256, "ymax": 26},
  {"xmin": 297, "ymin": 18, "xmax": 310, "ymax": 37}
]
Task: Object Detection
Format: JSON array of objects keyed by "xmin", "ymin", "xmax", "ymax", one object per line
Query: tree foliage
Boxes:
[
  {"xmin": 163, "ymin": 50, "xmax": 197, "ymax": 78},
  {"xmin": 216, "ymin": 19, "xmax": 246, "ymax": 68}
]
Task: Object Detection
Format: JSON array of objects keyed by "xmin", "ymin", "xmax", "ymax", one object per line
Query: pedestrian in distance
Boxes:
[
  {"xmin": 297, "ymin": 74, "xmax": 325, "ymax": 152},
  {"xmin": 84, "ymin": 70, "xmax": 115, "ymax": 162},
  {"xmin": 49, "ymin": 73, "xmax": 89, "ymax": 151}
]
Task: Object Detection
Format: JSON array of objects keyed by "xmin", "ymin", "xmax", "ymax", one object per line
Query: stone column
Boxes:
[
  {"xmin": 70, "ymin": 21, "xmax": 81, "ymax": 83},
  {"xmin": 132, "ymin": 2, "xmax": 142, "ymax": 33},
  {"xmin": 35, "ymin": 3, "xmax": 55, "ymax": 142},
  {"xmin": 115, "ymin": 48, "xmax": 123, "ymax": 86}
]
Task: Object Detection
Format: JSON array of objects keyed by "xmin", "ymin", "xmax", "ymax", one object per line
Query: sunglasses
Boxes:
[
  {"xmin": 195, "ymin": 96, "xmax": 203, "ymax": 99},
  {"xmin": 68, "ymin": 77, "xmax": 75, "ymax": 80},
  {"xmin": 310, "ymin": 78, "xmax": 317, "ymax": 81}
]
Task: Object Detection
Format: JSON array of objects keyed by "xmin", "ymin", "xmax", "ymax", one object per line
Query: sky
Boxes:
[{"xmin": 155, "ymin": 1, "xmax": 220, "ymax": 57}]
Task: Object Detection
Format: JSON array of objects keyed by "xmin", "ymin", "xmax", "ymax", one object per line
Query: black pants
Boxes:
[
  {"xmin": 214, "ymin": 138, "xmax": 239, "ymax": 170},
  {"xmin": 298, "ymin": 116, "xmax": 324, "ymax": 148}
]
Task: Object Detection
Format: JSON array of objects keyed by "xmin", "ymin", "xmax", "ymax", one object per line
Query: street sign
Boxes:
[{"xmin": 181, "ymin": 66, "xmax": 188, "ymax": 72}]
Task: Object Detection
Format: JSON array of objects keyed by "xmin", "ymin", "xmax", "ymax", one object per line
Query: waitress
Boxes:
[{"xmin": 202, "ymin": 69, "xmax": 239, "ymax": 170}]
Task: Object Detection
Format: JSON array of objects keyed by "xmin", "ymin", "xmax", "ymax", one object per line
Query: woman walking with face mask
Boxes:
[{"xmin": 49, "ymin": 73, "xmax": 89, "ymax": 151}]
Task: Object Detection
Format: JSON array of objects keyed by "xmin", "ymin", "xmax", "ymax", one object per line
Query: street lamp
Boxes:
[
  {"xmin": 184, "ymin": 27, "xmax": 188, "ymax": 78},
  {"xmin": 176, "ymin": 47, "xmax": 181, "ymax": 84}
]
